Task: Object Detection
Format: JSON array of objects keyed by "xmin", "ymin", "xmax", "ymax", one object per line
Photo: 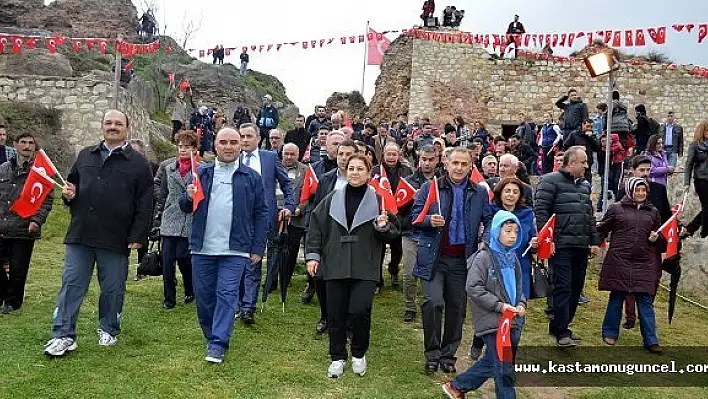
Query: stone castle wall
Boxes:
[
  {"xmin": 0, "ymin": 74, "xmax": 167, "ymax": 155},
  {"xmin": 374, "ymin": 36, "xmax": 708, "ymax": 299}
]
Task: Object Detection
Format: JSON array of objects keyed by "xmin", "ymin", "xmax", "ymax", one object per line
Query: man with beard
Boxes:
[
  {"xmin": 556, "ymin": 89, "xmax": 589, "ymax": 141},
  {"xmin": 307, "ymin": 106, "xmax": 329, "ymax": 137},
  {"xmin": 285, "ymin": 115, "xmax": 310, "ymax": 161}
]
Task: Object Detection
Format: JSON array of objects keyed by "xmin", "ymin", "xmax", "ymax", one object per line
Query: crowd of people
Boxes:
[{"xmin": 1, "ymin": 88, "xmax": 707, "ymax": 397}]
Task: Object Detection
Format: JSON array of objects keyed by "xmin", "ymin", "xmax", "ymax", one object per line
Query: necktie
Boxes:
[{"xmin": 244, "ymin": 152, "xmax": 252, "ymax": 167}]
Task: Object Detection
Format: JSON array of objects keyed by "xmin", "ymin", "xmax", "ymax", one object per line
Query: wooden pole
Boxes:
[{"xmin": 112, "ymin": 35, "xmax": 122, "ymax": 109}]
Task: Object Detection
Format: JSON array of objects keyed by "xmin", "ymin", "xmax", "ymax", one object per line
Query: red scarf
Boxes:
[{"xmin": 177, "ymin": 158, "xmax": 191, "ymax": 178}]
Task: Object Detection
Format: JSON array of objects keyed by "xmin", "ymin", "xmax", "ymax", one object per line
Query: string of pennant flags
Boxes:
[
  {"xmin": 0, "ymin": 33, "xmax": 167, "ymax": 56},
  {"xmin": 186, "ymin": 22, "xmax": 707, "ymax": 58}
]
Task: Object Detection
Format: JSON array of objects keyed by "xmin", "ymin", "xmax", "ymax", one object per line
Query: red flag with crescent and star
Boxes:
[
  {"xmin": 190, "ymin": 152, "xmax": 204, "ymax": 213},
  {"xmin": 395, "ymin": 177, "xmax": 417, "ymax": 208},
  {"xmin": 370, "ymin": 167, "xmax": 398, "ymax": 214},
  {"xmin": 367, "ymin": 28, "xmax": 390, "ymax": 65},
  {"xmin": 413, "ymin": 178, "xmax": 440, "ymax": 225},
  {"xmin": 32, "ymin": 149, "xmax": 59, "ymax": 178},
  {"xmin": 10, "ymin": 167, "xmax": 54, "ymax": 218},
  {"xmin": 299, "ymin": 165, "xmax": 319, "ymax": 206},
  {"xmin": 536, "ymin": 214, "xmax": 557, "ymax": 260},
  {"xmin": 496, "ymin": 308, "xmax": 516, "ymax": 362}
]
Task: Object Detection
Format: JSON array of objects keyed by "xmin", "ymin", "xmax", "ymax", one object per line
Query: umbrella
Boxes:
[
  {"xmin": 261, "ymin": 220, "xmax": 289, "ymax": 312},
  {"xmin": 661, "ymin": 238, "xmax": 683, "ymax": 324}
]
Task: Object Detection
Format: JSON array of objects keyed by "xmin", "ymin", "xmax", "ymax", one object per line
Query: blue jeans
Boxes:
[
  {"xmin": 665, "ymin": 149, "xmax": 678, "ymax": 168},
  {"xmin": 240, "ymin": 61, "xmax": 248, "ymax": 75},
  {"xmin": 192, "ymin": 254, "xmax": 248, "ymax": 351},
  {"xmin": 452, "ymin": 329, "xmax": 521, "ymax": 399},
  {"xmin": 602, "ymin": 291, "xmax": 658, "ymax": 347},
  {"xmin": 52, "ymin": 244, "xmax": 129, "ymax": 338}
]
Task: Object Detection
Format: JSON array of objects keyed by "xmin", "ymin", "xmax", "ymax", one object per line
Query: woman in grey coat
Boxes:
[
  {"xmin": 306, "ymin": 154, "xmax": 400, "ymax": 379},
  {"xmin": 154, "ymin": 131, "xmax": 199, "ymax": 309}
]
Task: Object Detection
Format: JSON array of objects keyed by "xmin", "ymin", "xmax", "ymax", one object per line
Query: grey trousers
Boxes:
[
  {"xmin": 421, "ymin": 255, "xmax": 467, "ymax": 365},
  {"xmin": 52, "ymin": 244, "xmax": 129, "ymax": 339},
  {"xmin": 401, "ymin": 235, "xmax": 419, "ymax": 313}
]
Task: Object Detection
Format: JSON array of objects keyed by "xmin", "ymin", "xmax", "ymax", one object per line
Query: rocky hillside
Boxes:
[
  {"xmin": 325, "ymin": 91, "xmax": 368, "ymax": 119},
  {"xmin": 367, "ymin": 36, "xmax": 412, "ymax": 122}
]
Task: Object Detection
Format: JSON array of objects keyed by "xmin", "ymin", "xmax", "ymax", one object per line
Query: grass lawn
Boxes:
[{"xmin": 1, "ymin": 200, "xmax": 707, "ymax": 398}]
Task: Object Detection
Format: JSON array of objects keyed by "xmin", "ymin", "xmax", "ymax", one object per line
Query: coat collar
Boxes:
[
  {"xmin": 90, "ymin": 140, "xmax": 133, "ymax": 159},
  {"xmin": 167, "ymin": 158, "xmax": 189, "ymax": 187},
  {"xmin": 329, "ymin": 185, "xmax": 379, "ymax": 232}
]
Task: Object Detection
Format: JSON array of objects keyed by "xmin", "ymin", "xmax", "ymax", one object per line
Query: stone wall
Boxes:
[
  {"xmin": 0, "ymin": 73, "xmax": 169, "ymax": 167},
  {"xmin": 376, "ymin": 36, "xmax": 708, "ymax": 299}
]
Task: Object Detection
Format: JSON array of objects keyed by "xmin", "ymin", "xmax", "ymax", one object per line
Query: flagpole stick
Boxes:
[
  {"xmin": 521, "ymin": 242, "xmax": 533, "ymax": 257},
  {"xmin": 33, "ymin": 167, "xmax": 62, "ymax": 189},
  {"xmin": 657, "ymin": 212, "xmax": 679, "ymax": 234},
  {"xmin": 39, "ymin": 149, "xmax": 67, "ymax": 186},
  {"xmin": 361, "ymin": 20, "xmax": 369, "ymax": 96}
]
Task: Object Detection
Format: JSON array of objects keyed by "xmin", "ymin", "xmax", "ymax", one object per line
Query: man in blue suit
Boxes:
[
  {"xmin": 180, "ymin": 128, "xmax": 268, "ymax": 363},
  {"xmin": 237, "ymin": 123, "xmax": 294, "ymax": 324}
]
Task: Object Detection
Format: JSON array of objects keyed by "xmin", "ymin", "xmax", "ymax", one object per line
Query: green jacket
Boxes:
[{"xmin": 306, "ymin": 185, "xmax": 400, "ymax": 282}]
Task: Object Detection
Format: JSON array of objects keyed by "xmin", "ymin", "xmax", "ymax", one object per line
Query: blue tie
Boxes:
[{"xmin": 244, "ymin": 152, "xmax": 252, "ymax": 167}]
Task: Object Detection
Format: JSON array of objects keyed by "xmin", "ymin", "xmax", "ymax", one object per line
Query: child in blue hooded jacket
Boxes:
[{"xmin": 443, "ymin": 211, "xmax": 526, "ymax": 399}]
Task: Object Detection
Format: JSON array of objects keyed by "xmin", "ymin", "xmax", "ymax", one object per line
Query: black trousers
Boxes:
[
  {"xmin": 541, "ymin": 146, "xmax": 555, "ymax": 174},
  {"xmin": 161, "ymin": 236, "xmax": 193, "ymax": 306},
  {"xmin": 549, "ymin": 248, "xmax": 588, "ymax": 339},
  {"xmin": 171, "ymin": 120, "xmax": 183, "ymax": 141},
  {"xmin": 687, "ymin": 179, "xmax": 708, "ymax": 237},
  {"xmin": 285, "ymin": 225, "xmax": 305, "ymax": 288},
  {"xmin": 326, "ymin": 279, "xmax": 376, "ymax": 361},
  {"xmin": 378, "ymin": 235, "xmax": 402, "ymax": 286},
  {"xmin": 0, "ymin": 239, "xmax": 36, "ymax": 309}
]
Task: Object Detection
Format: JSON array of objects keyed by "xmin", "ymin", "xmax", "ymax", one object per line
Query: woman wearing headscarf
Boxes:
[
  {"xmin": 306, "ymin": 154, "xmax": 400, "ymax": 378},
  {"xmin": 682, "ymin": 121, "xmax": 708, "ymax": 238},
  {"xmin": 597, "ymin": 177, "xmax": 663, "ymax": 354}
]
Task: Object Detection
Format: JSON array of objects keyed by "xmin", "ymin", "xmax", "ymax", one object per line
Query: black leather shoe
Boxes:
[
  {"xmin": 242, "ymin": 311, "xmax": 255, "ymax": 325},
  {"xmin": 315, "ymin": 319, "xmax": 328, "ymax": 334},
  {"xmin": 424, "ymin": 361, "xmax": 439, "ymax": 374},
  {"xmin": 622, "ymin": 321, "xmax": 635, "ymax": 330},
  {"xmin": 440, "ymin": 363, "xmax": 457, "ymax": 373},
  {"xmin": 184, "ymin": 295, "xmax": 195, "ymax": 304},
  {"xmin": 300, "ymin": 284, "xmax": 315, "ymax": 304},
  {"xmin": 162, "ymin": 302, "xmax": 175, "ymax": 310},
  {"xmin": 403, "ymin": 311, "xmax": 415, "ymax": 323}
]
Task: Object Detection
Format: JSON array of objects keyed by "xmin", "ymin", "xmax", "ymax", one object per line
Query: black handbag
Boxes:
[
  {"xmin": 137, "ymin": 238, "xmax": 162, "ymax": 277},
  {"xmin": 530, "ymin": 258, "xmax": 551, "ymax": 299}
]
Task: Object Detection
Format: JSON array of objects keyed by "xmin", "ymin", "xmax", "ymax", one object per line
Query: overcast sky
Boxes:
[{"xmin": 139, "ymin": 0, "xmax": 707, "ymax": 114}]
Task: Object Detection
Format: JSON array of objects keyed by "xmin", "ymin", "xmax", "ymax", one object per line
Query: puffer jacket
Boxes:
[
  {"xmin": 684, "ymin": 142, "xmax": 708, "ymax": 185},
  {"xmin": 604, "ymin": 100, "xmax": 631, "ymax": 133},
  {"xmin": 466, "ymin": 212, "xmax": 526, "ymax": 337},
  {"xmin": 555, "ymin": 96, "xmax": 588, "ymax": 134},
  {"xmin": 534, "ymin": 170, "xmax": 600, "ymax": 249},
  {"xmin": 0, "ymin": 157, "xmax": 54, "ymax": 239},
  {"xmin": 597, "ymin": 197, "xmax": 664, "ymax": 295}
]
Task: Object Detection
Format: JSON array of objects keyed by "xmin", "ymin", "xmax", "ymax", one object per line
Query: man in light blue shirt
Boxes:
[
  {"xmin": 660, "ymin": 111, "xmax": 684, "ymax": 168},
  {"xmin": 181, "ymin": 128, "xmax": 268, "ymax": 364}
]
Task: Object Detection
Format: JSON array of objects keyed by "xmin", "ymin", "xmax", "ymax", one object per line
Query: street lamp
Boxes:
[{"xmin": 583, "ymin": 51, "xmax": 619, "ymax": 217}]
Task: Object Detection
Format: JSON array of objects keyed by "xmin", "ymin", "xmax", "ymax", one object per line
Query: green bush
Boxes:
[{"xmin": 149, "ymin": 134, "xmax": 176, "ymax": 162}]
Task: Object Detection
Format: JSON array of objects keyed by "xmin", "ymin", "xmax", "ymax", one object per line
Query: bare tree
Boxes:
[{"xmin": 177, "ymin": 11, "xmax": 203, "ymax": 50}]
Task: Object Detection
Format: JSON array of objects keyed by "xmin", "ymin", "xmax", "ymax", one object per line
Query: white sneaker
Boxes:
[
  {"xmin": 97, "ymin": 329, "xmax": 117, "ymax": 346},
  {"xmin": 327, "ymin": 360, "xmax": 346, "ymax": 378},
  {"xmin": 352, "ymin": 356, "xmax": 367, "ymax": 376},
  {"xmin": 44, "ymin": 337, "xmax": 77, "ymax": 357}
]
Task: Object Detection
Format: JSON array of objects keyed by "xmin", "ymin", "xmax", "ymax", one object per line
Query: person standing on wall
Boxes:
[
  {"xmin": 44, "ymin": 110, "xmax": 154, "ymax": 357},
  {"xmin": 682, "ymin": 121, "xmax": 708, "ymax": 238},
  {"xmin": 256, "ymin": 95, "xmax": 279, "ymax": 150},
  {"xmin": 660, "ymin": 111, "xmax": 683, "ymax": 168},
  {"xmin": 240, "ymin": 49, "xmax": 249, "ymax": 75},
  {"xmin": 555, "ymin": 89, "xmax": 589, "ymax": 141}
]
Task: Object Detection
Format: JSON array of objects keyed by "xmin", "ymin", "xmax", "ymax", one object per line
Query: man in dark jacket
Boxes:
[
  {"xmin": 302, "ymin": 140, "xmax": 358, "ymax": 334},
  {"xmin": 632, "ymin": 104, "xmax": 654, "ymax": 154},
  {"xmin": 181, "ymin": 128, "xmax": 268, "ymax": 364},
  {"xmin": 44, "ymin": 110, "xmax": 154, "ymax": 357},
  {"xmin": 412, "ymin": 147, "xmax": 493, "ymax": 374},
  {"xmin": 509, "ymin": 134, "xmax": 536, "ymax": 176},
  {"xmin": 372, "ymin": 143, "xmax": 414, "ymax": 290},
  {"xmin": 312, "ymin": 131, "xmax": 343, "ymax": 177},
  {"xmin": 555, "ymin": 89, "xmax": 589, "ymax": 140},
  {"xmin": 232, "ymin": 104, "xmax": 252, "ymax": 128},
  {"xmin": 400, "ymin": 145, "xmax": 438, "ymax": 322},
  {"xmin": 503, "ymin": 14, "xmax": 525, "ymax": 57},
  {"xmin": 0, "ymin": 133, "xmax": 53, "ymax": 314},
  {"xmin": 256, "ymin": 95, "xmax": 279, "ymax": 150},
  {"xmin": 563, "ymin": 119, "xmax": 601, "ymax": 182},
  {"xmin": 284, "ymin": 115, "xmax": 310, "ymax": 162},
  {"xmin": 307, "ymin": 106, "xmax": 329, "ymax": 137},
  {"xmin": 660, "ymin": 111, "xmax": 683, "ymax": 168},
  {"xmin": 534, "ymin": 146, "xmax": 600, "ymax": 347}
]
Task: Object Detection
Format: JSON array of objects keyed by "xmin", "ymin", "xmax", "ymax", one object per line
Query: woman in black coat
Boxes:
[
  {"xmin": 682, "ymin": 121, "xmax": 708, "ymax": 238},
  {"xmin": 306, "ymin": 154, "xmax": 400, "ymax": 379},
  {"xmin": 597, "ymin": 177, "xmax": 664, "ymax": 354}
]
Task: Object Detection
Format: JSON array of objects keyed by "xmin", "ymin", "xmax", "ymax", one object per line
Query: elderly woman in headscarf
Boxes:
[{"xmin": 597, "ymin": 177, "xmax": 664, "ymax": 354}]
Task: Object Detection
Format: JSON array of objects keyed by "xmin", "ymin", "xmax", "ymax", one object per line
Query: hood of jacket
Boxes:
[{"xmin": 489, "ymin": 210, "xmax": 522, "ymax": 255}]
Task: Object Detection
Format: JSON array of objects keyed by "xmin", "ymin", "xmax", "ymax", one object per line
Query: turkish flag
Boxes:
[
  {"xmin": 635, "ymin": 29, "xmax": 646, "ymax": 46},
  {"xmin": 85, "ymin": 39, "xmax": 95, "ymax": 51},
  {"xmin": 299, "ymin": 165, "xmax": 319, "ymax": 206},
  {"xmin": 98, "ymin": 40, "xmax": 108, "ymax": 54},
  {"xmin": 470, "ymin": 166, "xmax": 493, "ymax": 201},
  {"xmin": 537, "ymin": 214, "xmax": 557, "ymax": 260},
  {"xmin": 71, "ymin": 40, "xmax": 82, "ymax": 53},
  {"xmin": 199, "ymin": 49, "xmax": 205, "ymax": 57},
  {"xmin": 11, "ymin": 36, "xmax": 23, "ymax": 54},
  {"xmin": 625, "ymin": 30, "xmax": 634, "ymax": 47},
  {"xmin": 190, "ymin": 152, "xmax": 204, "ymax": 213},
  {"xmin": 45, "ymin": 38, "xmax": 57, "ymax": 53},
  {"xmin": 648, "ymin": 27, "xmax": 667, "ymax": 44},
  {"xmin": 370, "ymin": 167, "xmax": 398, "ymax": 214},
  {"xmin": 659, "ymin": 216, "xmax": 679, "ymax": 258},
  {"xmin": 32, "ymin": 149, "xmax": 59, "ymax": 178},
  {"xmin": 496, "ymin": 309, "xmax": 516, "ymax": 362},
  {"xmin": 10, "ymin": 167, "xmax": 54, "ymax": 218},
  {"xmin": 413, "ymin": 178, "xmax": 439, "ymax": 225},
  {"xmin": 395, "ymin": 178, "xmax": 417, "ymax": 208},
  {"xmin": 612, "ymin": 31, "xmax": 622, "ymax": 47},
  {"xmin": 367, "ymin": 28, "xmax": 390, "ymax": 65},
  {"xmin": 25, "ymin": 37, "xmax": 38, "ymax": 49},
  {"xmin": 699, "ymin": 24, "xmax": 707, "ymax": 44}
]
